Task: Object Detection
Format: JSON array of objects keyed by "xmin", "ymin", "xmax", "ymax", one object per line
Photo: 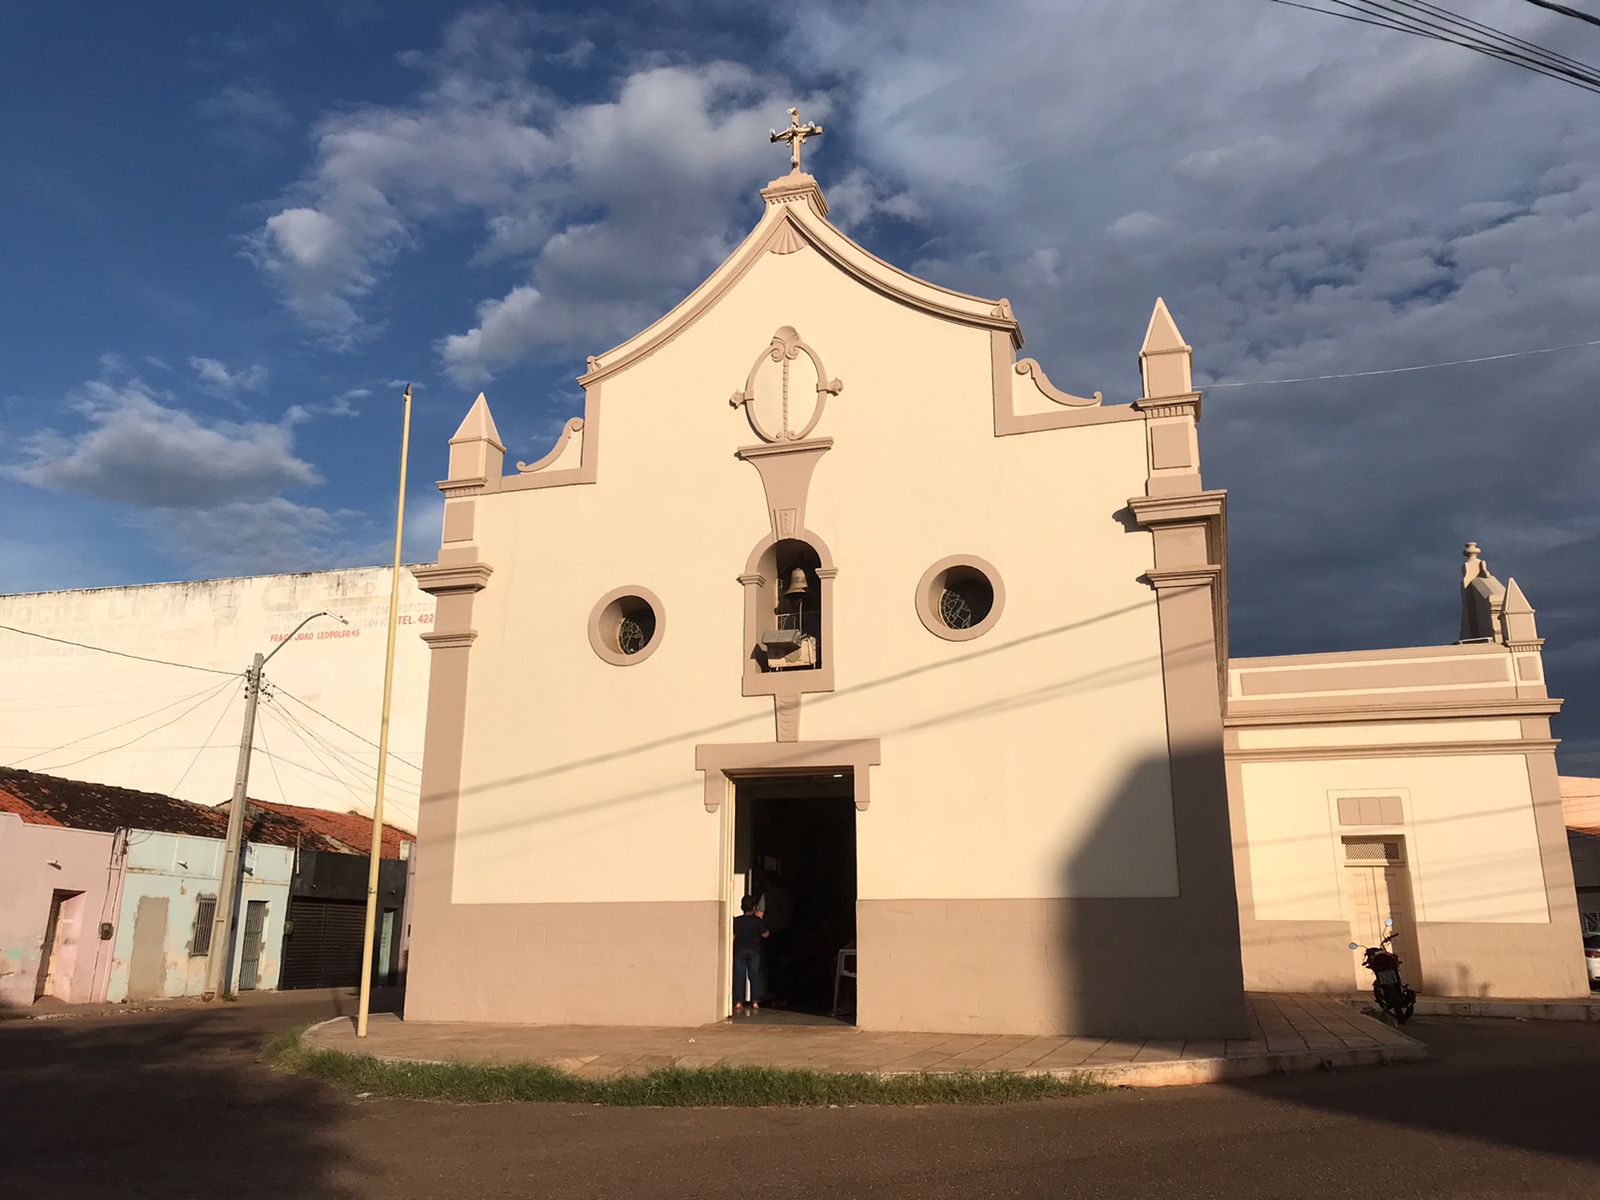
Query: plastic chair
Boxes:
[{"xmin": 831, "ymin": 945, "xmax": 857, "ymax": 1018}]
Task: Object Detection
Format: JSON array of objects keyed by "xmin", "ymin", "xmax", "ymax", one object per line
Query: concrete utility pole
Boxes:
[
  {"xmin": 203, "ymin": 653, "xmax": 263, "ymax": 1000},
  {"xmin": 203, "ymin": 611, "xmax": 347, "ymax": 1000}
]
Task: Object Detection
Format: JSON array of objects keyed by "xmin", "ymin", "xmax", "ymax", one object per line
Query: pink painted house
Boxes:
[{"xmin": 0, "ymin": 803, "xmax": 121, "ymax": 1007}]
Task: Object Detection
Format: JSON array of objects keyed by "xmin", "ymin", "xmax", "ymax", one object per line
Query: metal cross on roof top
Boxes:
[{"xmin": 770, "ymin": 106, "xmax": 823, "ymax": 173}]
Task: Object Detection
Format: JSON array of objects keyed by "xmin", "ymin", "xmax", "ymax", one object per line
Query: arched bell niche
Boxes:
[{"xmin": 738, "ymin": 532, "xmax": 837, "ymax": 704}]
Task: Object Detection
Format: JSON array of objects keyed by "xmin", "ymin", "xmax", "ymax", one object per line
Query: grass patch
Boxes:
[{"xmin": 264, "ymin": 1029, "xmax": 1104, "ymax": 1107}]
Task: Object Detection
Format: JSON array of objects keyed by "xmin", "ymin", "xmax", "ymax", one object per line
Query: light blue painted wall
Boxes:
[{"xmin": 105, "ymin": 831, "xmax": 292, "ymax": 1001}]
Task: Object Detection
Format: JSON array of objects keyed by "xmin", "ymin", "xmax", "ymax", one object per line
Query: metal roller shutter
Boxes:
[{"xmin": 279, "ymin": 897, "xmax": 368, "ymax": 990}]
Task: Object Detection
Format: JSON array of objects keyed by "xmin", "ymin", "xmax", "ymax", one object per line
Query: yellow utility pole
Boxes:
[{"xmin": 358, "ymin": 382, "xmax": 412, "ymax": 1038}]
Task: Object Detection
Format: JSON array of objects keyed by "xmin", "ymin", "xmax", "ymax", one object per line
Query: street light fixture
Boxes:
[{"xmin": 202, "ymin": 610, "xmax": 348, "ymax": 1000}]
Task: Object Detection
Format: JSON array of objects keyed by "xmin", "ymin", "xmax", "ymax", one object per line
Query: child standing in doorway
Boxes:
[{"xmin": 732, "ymin": 894, "xmax": 769, "ymax": 1014}]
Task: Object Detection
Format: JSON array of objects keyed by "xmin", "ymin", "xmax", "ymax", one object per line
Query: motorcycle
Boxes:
[{"xmin": 1350, "ymin": 916, "xmax": 1417, "ymax": 1024}]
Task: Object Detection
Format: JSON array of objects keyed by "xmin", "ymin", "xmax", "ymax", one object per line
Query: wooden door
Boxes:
[
  {"xmin": 1345, "ymin": 866, "xmax": 1383, "ymax": 988},
  {"xmin": 1345, "ymin": 864, "xmax": 1422, "ymax": 987},
  {"xmin": 34, "ymin": 891, "xmax": 67, "ymax": 1001},
  {"xmin": 1380, "ymin": 866, "xmax": 1422, "ymax": 979}
]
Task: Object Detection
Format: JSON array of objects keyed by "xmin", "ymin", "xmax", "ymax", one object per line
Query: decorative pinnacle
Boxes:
[{"xmin": 770, "ymin": 106, "xmax": 823, "ymax": 173}]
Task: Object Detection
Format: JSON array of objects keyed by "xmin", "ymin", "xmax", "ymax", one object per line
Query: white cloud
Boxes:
[
  {"xmin": 132, "ymin": 498, "xmax": 350, "ymax": 577},
  {"xmin": 438, "ymin": 286, "xmax": 543, "ymax": 384},
  {"xmin": 250, "ymin": 11, "xmax": 806, "ymax": 374},
  {"xmin": 1106, "ymin": 211, "xmax": 1166, "ymax": 240},
  {"xmin": 826, "ymin": 168, "xmax": 925, "ymax": 233},
  {"xmin": 9, "ymin": 378, "xmax": 316, "ymax": 507},
  {"xmin": 5, "ymin": 366, "xmax": 361, "ymax": 578},
  {"xmin": 197, "ymin": 84, "xmax": 292, "ymax": 130},
  {"xmin": 189, "ymin": 356, "xmax": 269, "ymax": 396}
]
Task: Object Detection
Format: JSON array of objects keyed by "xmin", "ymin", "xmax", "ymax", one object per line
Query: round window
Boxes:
[
  {"xmin": 588, "ymin": 587, "xmax": 665, "ymax": 665},
  {"xmin": 916, "ymin": 556, "xmax": 1004, "ymax": 642}
]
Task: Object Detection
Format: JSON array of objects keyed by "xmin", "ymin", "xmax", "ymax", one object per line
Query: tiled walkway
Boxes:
[{"xmin": 306, "ymin": 994, "xmax": 1425, "ymax": 1089}]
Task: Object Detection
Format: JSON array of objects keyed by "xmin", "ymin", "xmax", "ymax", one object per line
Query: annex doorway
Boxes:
[
  {"xmin": 731, "ymin": 773, "xmax": 857, "ymax": 1024},
  {"xmin": 1343, "ymin": 836, "xmax": 1421, "ymax": 989}
]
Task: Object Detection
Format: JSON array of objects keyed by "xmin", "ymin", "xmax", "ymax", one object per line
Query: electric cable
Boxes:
[
  {"xmin": 267, "ymin": 696, "xmax": 418, "ymax": 814},
  {"xmin": 254, "ymin": 704, "xmax": 291, "ymax": 808},
  {"xmin": 1267, "ymin": 0, "xmax": 1600, "ymax": 93},
  {"xmin": 6, "ymin": 675, "xmax": 239, "ymax": 768},
  {"xmin": 0, "ymin": 623, "xmax": 239, "ymax": 676},
  {"xmin": 1523, "ymin": 0, "xmax": 1600, "ymax": 31},
  {"xmin": 24, "ymin": 677, "xmax": 244, "ymax": 772},
  {"xmin": 1209, "ymin": 337, "xmax": 1600, "ymax": 388},
  {"xmin": 168, "ymin": 679, "xmax": 244, "ymax": 795},
  {"xmin": 268, "ymin": 700, "xmax": 419, "ymax": 825},
  {"xmin": 271, "ymin": 684, "xmax": 422, "ymax": 774},
  {"xmin": 1379, "ymin": 0, "xmax": 1600, "ymax": 79},
  {"xmin": 258, "ymin": 702, "xmax": 384, "ymax": 817}
]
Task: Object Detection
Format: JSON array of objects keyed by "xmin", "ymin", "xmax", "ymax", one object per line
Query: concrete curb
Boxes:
[
  {"xmin": 1412, "ymin": 998, "xmax": 1600, "ymax": 1022},
  {"xmin": 1041, "ymin": 1042, "xmax": 1429, "ymax": 1089},
  {"xmin": 301, "ymin": 1016, "xmax": 350, "ymax": 1041},
  {"xmin": 1344, "ymin": 995, "xmax": 1600, "ymax": 1023},
  {"xmin": 300, "ymin": 1024, "xmax": 1430, "ymax": 1091}
]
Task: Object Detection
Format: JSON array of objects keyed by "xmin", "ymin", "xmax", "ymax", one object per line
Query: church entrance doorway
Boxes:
[{"xmin": 732, "ymin": 773, "xmax": 857, "ymax": 1024}]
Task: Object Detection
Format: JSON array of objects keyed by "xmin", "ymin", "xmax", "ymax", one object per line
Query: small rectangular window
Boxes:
[
  {"xmin": 191, "ymin": 895, "xmax": 217, "ymax": 956},
  {"xmin": 1344, "ymin": 839, "xmax": 1402, "ymax": 864}
]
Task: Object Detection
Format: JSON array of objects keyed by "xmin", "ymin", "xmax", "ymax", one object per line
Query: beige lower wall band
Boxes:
[{"xmin": 409, "ymin": 896, "xmax": 1251, "ymax": 1038}]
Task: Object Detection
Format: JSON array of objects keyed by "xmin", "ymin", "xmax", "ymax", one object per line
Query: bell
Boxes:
[{"xmin": 783, "ymin": 567, "xmax": 809, "ymax": 597}]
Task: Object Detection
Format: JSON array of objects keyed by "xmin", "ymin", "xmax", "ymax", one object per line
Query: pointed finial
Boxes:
[
  {"xmin": 450, "ymin": 392, "xmax": 505, "ymax": 449},
  {"xmin": 1139, "ymin": 297, "xmax": 1193, "ymax": 398},
  {"xmin": 1141, "ymin": 297, "xmax": 1187, "ymax": 354},
  {"xmin": 1502, "ymin": 576, "xmax": 1540, "ymax": 645}
]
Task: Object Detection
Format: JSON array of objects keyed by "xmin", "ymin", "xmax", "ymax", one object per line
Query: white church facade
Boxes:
[{"xmin": 401, "ymin": 138, "xmax": 1588, "ymax": 1038}]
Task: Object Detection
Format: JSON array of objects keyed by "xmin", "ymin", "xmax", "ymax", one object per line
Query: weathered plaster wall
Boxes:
[
  {"xmin": 0, "ymin": 568, "xmax": 428, "ymax": 825},
  {"xmin": 104, "ymin": 831, "xmax": 292, "ymax": 1001},
  {"xmin": 0, "ymin": 814, "xmax": 117, "ymax": 1007}
]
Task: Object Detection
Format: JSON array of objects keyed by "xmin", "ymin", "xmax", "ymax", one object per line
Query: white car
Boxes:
[{"xmin": 1585, "ymin": 933, "xmax": 1600, "ymax": 987}]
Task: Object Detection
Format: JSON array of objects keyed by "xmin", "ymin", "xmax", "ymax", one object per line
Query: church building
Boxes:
[{"xmin": 402, "ymin": 115, "xmax": 1588, "ymax": 1039}]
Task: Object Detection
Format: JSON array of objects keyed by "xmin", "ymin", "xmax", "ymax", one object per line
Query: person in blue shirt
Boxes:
[{"xmin": 732, "ymin": 894, "xmax": 769, "ymax": 1013}]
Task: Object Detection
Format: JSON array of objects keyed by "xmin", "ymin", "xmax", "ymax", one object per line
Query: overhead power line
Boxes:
[
  {"xmin": 1523, "ymin": 1, "xmax": 1600, "ymax": 32},
  {"xmin": 272, "ymin": 684, "xmax": 422, "ymax": 774},
  {"xmin": 1209, "ymin": 336, "xmax": 1600, "ymax": 388},
  {"xmin": 1268, "ymin": 0, "xmax": 1600, "ymax": 94},
  {"xmin": 267, "ymin": 698, "xmax": 417, "ymax": 817},
  {"xmin": 21, "ymin": 677, "xmax": 242, "ymax": 773},
  {"xmin": 169, "ymin": 682, "xmax": 244, "ymax": 796},
  {"xmin": 0, "ymin": 623, "xmax": 241, "ymax": 676},
  {"xmin": 7, "ymin": 677, "xmax": 240, "ymax": 770}
]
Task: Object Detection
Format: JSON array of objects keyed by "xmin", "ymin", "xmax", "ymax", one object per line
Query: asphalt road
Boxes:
[{"xmin": 4, "ymin": 993, "xmax": 1598, "ymax": 1199}]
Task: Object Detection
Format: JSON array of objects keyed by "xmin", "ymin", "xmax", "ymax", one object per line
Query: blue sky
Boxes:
[{"xmin": 4, "ymin": 1, "xmax": 1599, "ymax": 766}]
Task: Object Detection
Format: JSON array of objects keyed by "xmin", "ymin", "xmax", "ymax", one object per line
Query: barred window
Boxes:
[{"xmin": 191, "ymin": 895, "xmax": 217, "ymax": 956}]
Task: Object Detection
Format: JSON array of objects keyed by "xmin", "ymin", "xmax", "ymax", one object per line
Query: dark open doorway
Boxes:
[{"xmin": 733, "ymin": 773, "xmax": 857, "ymax": 1024}]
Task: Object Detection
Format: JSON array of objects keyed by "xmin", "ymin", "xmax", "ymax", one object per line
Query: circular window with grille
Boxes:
[
  {"xmin": 588, "ymin": 587, "xmax": 664, "ymax": 666},
  {"xmin": 916, "ymin": 556, "xmax": 1005, "ymax": 642}
]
